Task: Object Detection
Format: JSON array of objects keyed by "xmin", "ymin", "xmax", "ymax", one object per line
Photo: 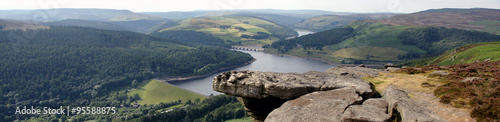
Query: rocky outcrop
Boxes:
[
  {"xmin": 382, "ymin": 85, "xmax": 444, "ymax": 122},
  {"xmin": 212, "ymin": 66, "xmax": 382, "ymax": 121},
  {"xmin": 341, "ymin": 98, "xmax": 391, "ymax": 122},
  {"xmin": 265, "ymin": 87, "xmax": 362, "ymax": 122},
  {"xmin": 213, "ymin": 66, "xmax": 445, "ymax": 121}
]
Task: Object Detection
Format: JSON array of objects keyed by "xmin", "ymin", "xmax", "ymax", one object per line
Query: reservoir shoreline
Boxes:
[{"xmin": 155, "ymin": 58, "xmax": 256, "ymax": 82}]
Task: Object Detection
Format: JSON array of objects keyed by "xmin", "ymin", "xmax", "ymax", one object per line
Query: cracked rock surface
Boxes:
[
  {"xmin": 265, "ymin": 87, "xmax": 363, "ymax": 122},
  {"xmin": 212, "ymin": 66, "xmax": 381, "ymax": 121}
]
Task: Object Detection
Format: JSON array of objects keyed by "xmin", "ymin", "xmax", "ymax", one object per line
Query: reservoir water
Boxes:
[{"xmin": 170, "ymin": 30, "xmax": 326, "ymax": 96}]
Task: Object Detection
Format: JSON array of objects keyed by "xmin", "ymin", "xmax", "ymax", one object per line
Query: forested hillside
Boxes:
[
  {"xmin": 398, "ymin": 26, "xmax": 500, "ymax": 55},
  {"xmin": 0, "ymin": 26, "xmax": 253, "ymax": 121},
  {"xmin": 151, "ymin": 30, "xmax": 231, "ymax": 47},
  {"xmin": 271, "ymin": 27, "xmax": 354, "ymax": 51},
  {"xmin": 41, "ymin": 19, "xmax": 129, "ymax": 31}
]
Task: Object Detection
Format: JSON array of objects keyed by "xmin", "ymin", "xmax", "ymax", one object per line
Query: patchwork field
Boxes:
[{"xmin": 158, "ymin": 16, "xmax": 287, "ymax": 45}]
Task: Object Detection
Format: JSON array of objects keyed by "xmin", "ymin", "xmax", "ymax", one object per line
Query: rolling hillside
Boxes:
[
  {"xmin": 0, "ymin": 8, "xmax": 166, "ymax": 21},
  {"xmin": 158, "ymin": 16, "xmax": 297, "ymax": 46},
  {"xmin": 294, "ymin": 14, "xmax": 395, "ymax": 32},
  {"xmin": 41, "ymin": 19, "xmax": 128, "ymax": 31},
  {"xmin": 401, "ymin": 42, "xmax": 500, "ymax": 66},
  {"xmin": 268, "ymin": 20, "xmax": 500, "ymax": 64},
  {"xmin": 377, "ymin": 8, "xmax": 500, "ymax": 34},
  {"xmin": 0, "ymin": 19, "xmax": 48, "ymax": 30}
]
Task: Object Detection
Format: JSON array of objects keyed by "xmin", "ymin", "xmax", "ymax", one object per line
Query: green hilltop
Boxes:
[{"xmin": 157, "ymin": 16, "xmax": 297, "ymax": 46}]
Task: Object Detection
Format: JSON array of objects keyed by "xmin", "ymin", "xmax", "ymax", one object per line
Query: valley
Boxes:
[{"xmin": 1, "ymin": 7, "xmax": 500, "ymax": 122}]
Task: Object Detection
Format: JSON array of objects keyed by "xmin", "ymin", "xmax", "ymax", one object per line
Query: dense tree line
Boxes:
[
  {"xmin": 234, "ymin": 26, "xmax": 246, "ymax": 31},
  {"xmin": 151, "ymin": 30, "xmax": 231, "ymax": 48},
  {"xmin": 41, "ymin": 19, "xmax": 129, "ymax": 31},
  {"xmin": 109, "ymin": 20, "xmax": 178, "ymax": 33},
  {"xmin": 137, "ymin": 95, "xmax": 248, "ymax": 122},
  {"xmin": 271, "ymin": 27, "xmax": 354, "ymax": 52},
  {"xmin": 398, "ymin": 26, "xmax": 500, "ymax": 56},
  {"xmin": 240, "ymin": 32, "xmax": 270, "ymax": 39},
  {"xmin": 0, "ymin": 26, "xmax": 253, "ymax": 121}
]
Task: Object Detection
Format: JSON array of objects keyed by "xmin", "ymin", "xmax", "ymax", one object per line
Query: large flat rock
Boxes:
[
  {"xmin": 341, "ymin": 98, "xmax": 391, "ymax": 122},
  {"xmin": 213, "ymin": 67, "xmax": 377, "ymax": 99},
  {"xmin": 212, "ymin": 66, "xmax": 383, "ymax": 121},
  {"xmin": 265, "ymin": 87, "xmax": 363, "ymax": 122}
]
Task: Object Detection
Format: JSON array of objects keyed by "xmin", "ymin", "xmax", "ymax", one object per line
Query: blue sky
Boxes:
[{"xmin": 1, "ymin": 0, "xmax": 499, "ymax": 13}]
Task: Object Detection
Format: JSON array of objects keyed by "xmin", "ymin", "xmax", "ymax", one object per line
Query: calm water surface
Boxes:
[{"xmin": 169, "ymin": 30, "xmax": 327, "ymax": 96}]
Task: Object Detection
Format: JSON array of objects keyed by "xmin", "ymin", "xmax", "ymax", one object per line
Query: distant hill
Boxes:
[
  {"xmin": 140, "ymin": 11, "xmax": 207, "ymax": 20},
  {"xmin": 40, "ymin": 19, "xmax": 178, "ymax": 34},
  {"xmin": 377, "ymin": 8, "xmax": 500, "ymax": 34},
  {"xmin": 293, "ymin": 14, "xmax": 395, "ymax": 32},
  {"xmin": 231, "ymin": 13, "xmax": 306, "ymax": 28},
  {"xmin": 268, "ymin": 20, "xmax": 500, "ymax": 64},
  {"xmin": 108, "ymin": 20, "xmax": 178, "ymax": 33},
  {"xmin": 0, "ymin": 8, "xmax": 166, "ymax": 21},
  {"xmin": 0, "ymin": 19, "xmax": 48, "ymax": 30},
  {"xmin": 140, "ymin": 9, "xmax": 351, "ymax": 28},
  {"xmin": 158, "ymin": 16, "xmax": 297, "ymax": 46},
  {"xmin": 41, "ymin": 19, "xmax": 128, "ymax": 31}
]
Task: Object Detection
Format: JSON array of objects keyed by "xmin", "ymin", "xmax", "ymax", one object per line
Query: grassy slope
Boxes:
[
  {"xmin": 128, "ymin": 79, "xmax": 206, "ymax": 105},
  {"xmin": 159, "ymin": 16, "xmax": 282, "ymax": 46},
  {"xmin": 427, "ymin": 42, "xmax": 500, "ymax": 65},
  {"xmin": 270, "ymin": 21, "xmax": 425, "ymax": 63}
]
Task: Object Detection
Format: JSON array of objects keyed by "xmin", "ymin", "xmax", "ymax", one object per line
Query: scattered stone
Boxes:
[
  {"xmin": 430, "ymin": 70, "xmax": 449, "ymax": 76},
  {"xmin": 386, "ymin": 67, "xmax": 400, "ymax": 71},
  {"xmin": 421, "ymin": 83, "xmax": 436, "ymax": 87},
  {"xmin": 484, "ymin": 58, "xmax": 491, "ymax": 62},
  {"xmin": 382, "ymin": 85, "xmax": 444, "ymax": 122},
  {"xmin": 384, "ymin": 63, "xmax": 394, "ymax": 69},
  {"xmin": 341, "ymin": 98, "xmax": 391, "ymax": 122},
  {"xmin": 439, "ymin": 66, "xmax": 449, "ymax": 69},
  {"xmin": 461, "ymin": 77, "xmax": 483, "ymax": 82},
  {"xmin": 265, "ymin": 87, "xmax": 363, "ymax": 122},
  {"xmin": 326, "ymin": 66, "xmax": 385, "ymax": 78}
]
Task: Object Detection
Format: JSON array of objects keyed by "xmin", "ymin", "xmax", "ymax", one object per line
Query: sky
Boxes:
[{"xmin": 0, "ymin": 0, "xmax": 499, "ymax": 13}]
